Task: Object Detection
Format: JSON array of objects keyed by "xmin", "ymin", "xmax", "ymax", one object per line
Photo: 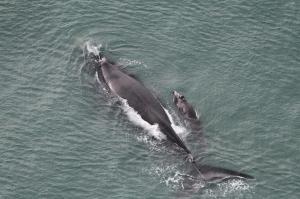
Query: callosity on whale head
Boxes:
[
  {"xmin": 172, "ymin": 90, "xmax": 185, "ymax": 104},
  {"xmin": 172, "ymin": 90, "xmax": 198, "ymax": 120}
]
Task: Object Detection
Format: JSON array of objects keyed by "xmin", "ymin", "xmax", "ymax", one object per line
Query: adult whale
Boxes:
[{"xmin": 96, "ymin": 57, "xmax": 193, "ymax": 159}]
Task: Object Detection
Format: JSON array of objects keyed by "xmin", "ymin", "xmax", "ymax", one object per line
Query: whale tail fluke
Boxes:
[{"xmin": 192, "ymin": 163, "xmax": 254, "ymax": 182}]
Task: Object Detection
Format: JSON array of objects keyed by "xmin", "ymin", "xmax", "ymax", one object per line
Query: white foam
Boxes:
[
  {"xmin": 95, "ymin": 71, "xmax": 101, "ymax": 84},
  {"xmin": 121, "ymin": 99, "xmax": 166, "ymax": 140},
  {"xmin": 118, "ymin": 58, "xmax": 148, "ymax": 68},
  {"xmin": 203, "ymin": 179, "xmax": 252, "ymax": 198},
  {"xmin": 85, "ymin": 41, "xmax": 101, "ymax": 56},
  {"xmin": 120, "ymin": 99, "xmax": 189, "ymax": 142},
  {"xmin": 195, "ymin": 110, "xmax": 200, "ymax": 118},
  {"xmin": 94, "ymin": 71, "xmax": 109, "ymax": 94},
  {"xmin": 146, "ymin": 164, "xmax": 184, "ymax": 190},
  {"xmin": 163, "ymin": 107, "xmax": 189, "ymax": 139},
  {"xmin": 218, "ymin": 179, "xmax": 251, "ymax": 193},
  {"xmin": 165, "ymin": 171, "xmax": 185, "ymax": 189}
]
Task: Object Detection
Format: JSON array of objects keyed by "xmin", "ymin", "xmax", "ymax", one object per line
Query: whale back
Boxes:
[{"xmin": 99, "ymin": 60, "xmax": 191, "ymax": 154}]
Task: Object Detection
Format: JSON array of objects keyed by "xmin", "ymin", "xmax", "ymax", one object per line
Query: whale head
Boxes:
[
  {"xmin": 172, "ymin": 90, "xmax": 186, "ymax": 104},
  {"xmin": 99, "ymin": 57, "xmax": 107, "ymax": 64},
  {"xmin": 172, "ymin": 90, "xmax": 199, "ymax": 120},
  {"xmin": 99, "ymin": 57, "xmax": 112, "ymax": 69}
]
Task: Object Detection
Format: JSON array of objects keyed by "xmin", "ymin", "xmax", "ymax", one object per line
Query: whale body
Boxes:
[{"xmin": 97, "ymin": 58, "xmax": 192, "ymax": 156}]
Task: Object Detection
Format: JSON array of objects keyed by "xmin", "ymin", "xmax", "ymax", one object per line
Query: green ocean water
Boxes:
[{"xmin": 1, "ymin": 0, "xmax": 299, "ymax": 198}]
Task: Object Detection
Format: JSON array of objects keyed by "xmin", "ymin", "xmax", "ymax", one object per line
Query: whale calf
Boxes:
[
  {"xmin": 173, "ymin": 90, "xmax": 198, "ymax": 120},
  {"xmin": 172, "ymin": 90, "xmax": 202, "ymax": 131},
  {"xmin": 172, "ymin": 90, "xmax": 254, "ymax": 181}
]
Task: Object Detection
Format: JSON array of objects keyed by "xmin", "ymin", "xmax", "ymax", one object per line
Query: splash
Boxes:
[
  {"xmin": 146, "ymin": 164, "xmax": 186, "ymax": 190},
  {"xmin": 121, "ymin": 98, "xmax": 166, "ymax": 140},
  {"xmin": 136, "ymin": 134, "xmax": 161, "ymax": 151},
  {"xmin": 218, "ymin": 179, "xmax": 251, "ymax": 194},
  {"xmin": 85, "ymin": 41, "xmax": 101, "ymax": 56},
  {"xmin": 80, "ymin": 41, "xmax": 103, "ymax": 79},
  {"xmin": 164, "ymin": 107, "xmax": 188, "ymax": 140},
  {"xmin": 202, "ymin": 179, "xmax": 253, "ymax": 198},
  {"xmin": 118, "ymin": 58, "xmax": 148, "ymax": 68}
]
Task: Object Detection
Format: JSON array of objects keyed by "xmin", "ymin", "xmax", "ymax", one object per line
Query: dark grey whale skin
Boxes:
[
  {"xmin": 172, "ymin": 90, "xmax": 206, "ymax": 148},
  {"xmin": 172, "ymin": 90, "xmax": 202, "ymax": 131},
  {"xmin": 96, "ymin": 58, "xmax": 192, "ymax": 155}
]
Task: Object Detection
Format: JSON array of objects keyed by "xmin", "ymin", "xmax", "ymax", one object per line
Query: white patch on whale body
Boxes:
[
  {"xmin": 195, "ymin": 110, "xmax": 200, "ymax": 119},
  {"xmin": 95, "ymin": 71, "xmax": 109, "ymax": 93},
  {"xmin": 107, "ymin": 82, "xmax": 117, "ymax": 94},
  {"xmin": 120, "ymin": 99, "xmax": 166, "ymax": 140},
  {"xmin": 95, "ymin": 71, "xmax": 101, "ymax": 84},
  {"xmin": 118, "ymin": 98, "xmax": 188, "ymax": 142},
  {"xmin": 163, "ymin": 107, "xmax": 189, "ymax": 140},
  {"xmin": 100, "ymin": 57, "xmax": 106, "ymax": 62}
]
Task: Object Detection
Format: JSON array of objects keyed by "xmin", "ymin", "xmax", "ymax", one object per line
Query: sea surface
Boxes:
[{"xmin": 1, "ymin": 0, "xmax": 299, "ymax": 198}]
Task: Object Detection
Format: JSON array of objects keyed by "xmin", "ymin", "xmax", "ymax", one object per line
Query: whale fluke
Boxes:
[{"xmin": 193, "ymin": 164, "xmax": 254, "ymax": 182}]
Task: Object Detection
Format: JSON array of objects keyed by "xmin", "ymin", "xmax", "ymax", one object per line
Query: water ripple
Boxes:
[{"xmin": 1, "ymin": 0, "xmax": 299, "ymax": 198}]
